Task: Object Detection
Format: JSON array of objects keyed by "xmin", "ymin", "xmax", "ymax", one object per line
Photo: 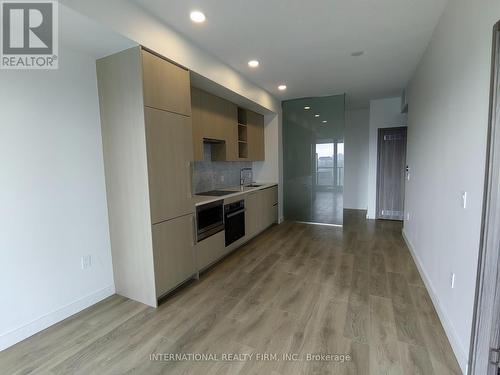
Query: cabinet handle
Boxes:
[
  {"xmin": 187, "ymin": 161, "xmax": 193, "ymax": 198},
  {"xmin": 191, "ymin": 215, "xmax": 196, "ymax": 246}
]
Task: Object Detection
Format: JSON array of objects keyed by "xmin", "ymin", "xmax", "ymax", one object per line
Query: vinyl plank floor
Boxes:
[{"xmin": 0, "ymin": 211, "xmax": 461, "ymax": 375}]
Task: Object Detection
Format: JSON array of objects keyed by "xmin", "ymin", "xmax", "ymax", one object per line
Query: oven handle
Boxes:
[{"xmin": 225, "ymin": 209, "xmax": 246, "ymax": 219}]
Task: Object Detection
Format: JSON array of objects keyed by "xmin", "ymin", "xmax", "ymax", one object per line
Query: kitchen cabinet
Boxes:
[
  {"xmin": 195, "ymin": 185, "xmax": 278, "ymax": 273},
  {"xmin": 97, "ymin": 46, "xmax": 196, "ymax": 307},
  {"xmin": 191, "ymin": 88, "xmax": 204, "ymax": 160},
  {"xmin": 196, "ymin": 231, "xmax": 225, "ymax": 270},
  {"xmin": 191, "ymin": 88, "xmax": 238, "ymax": 161},
  {"xmin": 246, "ymin": 110, "xmax": 265, "ymax": 161},
  {"xmin": 145, "ymin": 107, "xmax": 193, "ymax": 224},
  {"xmin": 152, "ymin": 214, "xmax": 196, "ymax": 297},
  {"xmin": 191, "ymin": 88, "xmax": 266, "ymax": 162},
  {"xmin": 262, "ymin": 186, "xmax": 278, "ymax": 227},
  {"xmin": 245, "ymin": 186, "xmax": 278, "ymax": 238},
  {"xmin": 245, "ymin": 190, "xmax": 261, "ymax": 239},
  {"xmin": 142, "ymin": 49, "xmax": 191, "ymax": 116}
]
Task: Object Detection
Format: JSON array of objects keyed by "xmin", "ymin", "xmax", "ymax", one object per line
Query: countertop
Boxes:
[{"xmin": 193, "ymin": 183, "xmax": 278, "ymax": 206}]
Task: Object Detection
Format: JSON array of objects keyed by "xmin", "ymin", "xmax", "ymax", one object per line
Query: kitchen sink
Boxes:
[{"xmin": 246, "ymin": 184, "xmax": 262, "ymax": 188}]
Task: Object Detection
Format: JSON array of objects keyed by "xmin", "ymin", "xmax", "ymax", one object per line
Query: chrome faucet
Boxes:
[{"xmin": 240, "ymin": 168, "xmax": 253, "ymax": 186}]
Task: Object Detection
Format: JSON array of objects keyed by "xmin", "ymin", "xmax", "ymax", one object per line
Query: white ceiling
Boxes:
[
  {"xmin": 134, "ymin": 0, "xmax": 447, "ymax": 107},
  {"xmin": 60, "ymin": 4, "xmax": 136, "ymax": 59}
]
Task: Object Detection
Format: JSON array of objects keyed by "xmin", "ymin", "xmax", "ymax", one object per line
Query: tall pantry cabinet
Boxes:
[{"xmin": 96, "ymin": 46, "xmax": 196, "ymax": 307}]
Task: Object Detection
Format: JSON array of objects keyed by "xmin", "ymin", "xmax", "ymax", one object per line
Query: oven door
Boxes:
[{"xmin": 224, "ymin": 201, "xmax": 245, "ymax": 246}]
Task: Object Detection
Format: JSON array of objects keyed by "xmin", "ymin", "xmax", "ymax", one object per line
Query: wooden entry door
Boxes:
[{"xmin": 376, "ymin": 126, "xmax": 407, "ymax": 220}]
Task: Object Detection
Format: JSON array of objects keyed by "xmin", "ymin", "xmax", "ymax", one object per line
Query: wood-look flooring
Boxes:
[{"xmin": 0, "ymin": 210, "xmax": 462, "ymax": 374}]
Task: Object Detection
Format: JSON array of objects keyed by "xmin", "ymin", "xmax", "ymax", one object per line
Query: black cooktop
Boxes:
[{"xmin": 197, "ymin": 190, "xmax": 235, "ymax": 197}]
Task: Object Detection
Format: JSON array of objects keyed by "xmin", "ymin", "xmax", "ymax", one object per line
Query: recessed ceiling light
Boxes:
[
  {"xmin": 315, "ymin": 114, "xmax": 320, "ymax": 118},
  {"xmin": 278, "ymin": 84, "xmax": 287, "ymax": 91},
  {"xmin": 304, "ymin": 106, "xmax": 311, "ymax": 110},
  {"xmin": 322, "ymin": 120, "xmax": 328, "ymax": 123},
  {"xmin": 351, "ymin": 51, "xmax": 364, "ymax": 57},
  {"xmin": 190, "ymin": 11, "xmax": 206, "ymax": 23},
  {"xmin": 248, "ymin": 60, "xmax": 259, "ymax": 68}
]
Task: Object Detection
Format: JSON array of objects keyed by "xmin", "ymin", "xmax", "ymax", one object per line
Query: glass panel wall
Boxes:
[{"xmin": 283, "ymin": 94, "xmax": 345, "ymax": 225}]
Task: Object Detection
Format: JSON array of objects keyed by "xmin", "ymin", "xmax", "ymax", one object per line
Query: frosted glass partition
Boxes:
[{"xmin": 283, "ymin": 94, "xmax": 345, "ymax": 225}]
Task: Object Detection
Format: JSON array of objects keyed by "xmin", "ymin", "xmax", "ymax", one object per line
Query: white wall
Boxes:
[
  {"xmin": 366, "ymin": 97, "xmax": 408, "ymax": 219},
  {"xmin": 403, "ymin": 0, "xmax": 500, "ymax": 372},
  {"xmin": 0, "ymin": 47, "xmax": 114, "ymax": 350},
  {"xmin": 344, "ymin": 108, "xmax": 370, "ymax": 210}
]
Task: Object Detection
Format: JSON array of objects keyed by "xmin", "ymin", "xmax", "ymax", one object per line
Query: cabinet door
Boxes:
[
  {"xmin": 142, "ymin": 49, "xmax": 191, "ymax": 116},
  {"xmin": 196, "ymin": 231, "xmax": 225, "ymax": 270},
  {"xmin": 247, "ymin": 110, "xmax": 265, "ymax": 161},
  {"xmin": 245, "ymin": 191, "xmax": 260, "ymax": 239},
  {"xmin": 194, "ymin": 89, "xmax": 238, "ymax": 161},
  {"xmin": 201, "ymin": 91, "xmax": 225, "ymax": 140},
  {"xmin": 263, "ymin": 186, "xmax": 278, "ymax": 227},
  {"xmin": 270, "ymin": 186, "xmax": 278, "ymax": 224},
  {"xmin": 145, "ymin": 107, "xmax": 194, "ymax": 223},
  {"xmin": 191, "ymin": 87, "xmax": 204, "ymax": 161},
  {"xmin": 222, "ymin": 100, "xmax": 239, "ymax": 161},
  {"xmin": 152, "ymin": 214, "xmax": 196, "ymax": 297}
]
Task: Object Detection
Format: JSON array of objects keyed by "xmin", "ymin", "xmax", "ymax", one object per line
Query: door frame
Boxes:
[
  {"xmin": 375, "ymin": 126, "xmax": 408, "ymax": 220},
  {"xmin": 469, "ymin": 21, "xmax": 500, "ymax": 375}
]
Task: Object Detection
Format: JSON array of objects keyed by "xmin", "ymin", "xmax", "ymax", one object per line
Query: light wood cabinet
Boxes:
[
  {"xmin": 191, "ymin": 88, "xmax": 204, "ymax": 160},
  {"xmin": 97, "ymin": 46, "xmax": 196, "ymax": 307},
  {"xmin": 247, "ymin": 110, "xmax": 265, "ymax": 161},
  {"xmin": 245, "ymin": 190, "xmax": 262, "ymax": 238},
  {"xmin": 145, "ymin": 107, "xmax": 194, "ymax": 224},
  {"xmin": 142, "ymin": 49, "xmax": 191, "ymax": 116},
  {"xmin": 196, "ymin": 231, "xmax": 225, "ymax": 270},
  {"xmin": 245, "ymin": 186, "xmax": 278, "ymax": 238},
  {"xmin": 222, "ymin": 100, "xmax": 239, "ymax": 161},
  {"xmin": 191, "ymin": 88, "xmax": 248, "ymax": 161},
  {"xmin": 152, "ymin": 214, "xmax": 196, "ymax": 297},
  {"xmin": 262, "ymin": 186, "xmax": 278, "ymax": 227}
]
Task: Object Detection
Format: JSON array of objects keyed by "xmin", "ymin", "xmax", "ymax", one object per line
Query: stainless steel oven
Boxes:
[
  {"xmin": 196, "ymin": 200, "xmax": 224, "ymax": 242},
  {"xmin": 224, "ymin": 199, "xmax": 245, "ymax": 246}
]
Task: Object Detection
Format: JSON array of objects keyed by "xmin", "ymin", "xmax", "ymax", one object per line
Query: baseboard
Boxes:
[
  {"xmin": 402, "ymin": 229, "xmax": 468, "ymax": 374},
  {"xmin": 0, "ymin": 284, "xmax": 115, "ymax": 352}
]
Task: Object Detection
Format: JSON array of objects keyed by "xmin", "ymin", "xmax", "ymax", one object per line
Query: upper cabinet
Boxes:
[
  {"xmin": 246, "ymin": 110, "xmax": 265, "ymax": 161},
  {"xmin": 142, "ymin": 49, "xmax": 191, "ymax": 116},
  {"xmin": 144, "ymin": 107, "xmax": 194, "ymax": 224},
  {"xmin": 191, "ymin": 87, "xmax": 264, "ymax": 162}
]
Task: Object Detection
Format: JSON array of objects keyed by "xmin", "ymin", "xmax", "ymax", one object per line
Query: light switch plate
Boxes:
[
  {"xmin": 461, "ymin": 191, "xmax": 467, "ymax": 209},
  {"xmin": 81, "ymin": 255, "xmax": 92, "ymax": 270}
]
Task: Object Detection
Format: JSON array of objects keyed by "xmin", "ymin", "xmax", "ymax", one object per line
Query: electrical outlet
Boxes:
[
  {"xmin": 406, "ymin": 212, "xmax": 410, "ymax": 221},
  {"xmin": 81, "ymin": 255, "xmax": 92, "ymax": 270},
  {"xmin": 220, "ymin": 175, "xmax": 225, "ymax": 183},
  {"xmin": 451, "ymin": 273, "xmax": 456, "ymax": 289}
]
